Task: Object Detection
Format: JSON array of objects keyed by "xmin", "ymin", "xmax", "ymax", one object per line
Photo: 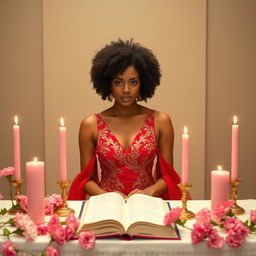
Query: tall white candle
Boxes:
[
  {"xmin": 13, "ymin": 115, "xmax": 21, "ymax": 181},
  {"xmin": 181, "ymin": 126, "xmax": 189, "ymax": 185},
  {"xmin": 231, "ymin": 115, "xmax": 239, "ymax": 180},
  {"xmin": 60, "ymin": 118, "xmax": 67, "ymax": 181}
]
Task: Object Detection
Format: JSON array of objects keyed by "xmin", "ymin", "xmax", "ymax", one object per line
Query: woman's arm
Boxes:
[
  {"xmin": 79, "ymin": 115, "xmax": 107, "ymax": 196},
  {"xmin": 127, "ymin": 111, "xmax": 174, "ymax": 197}
]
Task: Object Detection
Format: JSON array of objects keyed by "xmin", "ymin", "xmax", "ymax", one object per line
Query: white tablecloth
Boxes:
[{"xmin": 0, "ymin": 200, "xmax": 256, "ymax": 255}]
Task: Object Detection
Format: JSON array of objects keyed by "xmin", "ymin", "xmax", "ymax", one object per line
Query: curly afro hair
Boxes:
[{"xmin": 90, "ymin": 39, "xmax": 161, "ymax": 101}]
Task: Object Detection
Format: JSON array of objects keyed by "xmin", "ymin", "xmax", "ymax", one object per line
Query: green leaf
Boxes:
[
  {"xmin": 211, "ymin": 221, "xmax": 219, "ymax": 226},
  {"xmin": 0, "ymin": 208, "xmax": 8, "ymax": 216},
  {"xmin": 226, "ymin": 210, "xmax": 234, "ymax": 217},
  {"xmin": 5, "ymin": 175, "xmax": 12, "ymax": 183},
  {"xmin": 8, "ymin": 203, "xmax": 22, "ymax": 213},
  {"xmin": 250, "ymin": 223, "xmax": 256, "ymax": 232},
  {"xmin": 3, "ymin": 227, "xmax": 11, "ymax": 236},
  {"xmin": 12, "ymin": 228, "xmax": 23, "ymax": 235},
  {"xmin": 243, "ymin": 220, "xmax": 249, "ymax": 226}
]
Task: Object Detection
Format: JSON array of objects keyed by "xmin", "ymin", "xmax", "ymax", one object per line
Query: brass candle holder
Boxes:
[
  {"xmin": 7, "ymin": 179, "xmax": 25, "ymax": 214},
  {"xmin": 230, "ymin": 179, "xmax": 245, "ymax": 215},
  {"xmin": 178, "ymin": 183, "xmax": 195, "ymax": 220},
  {"xmin": 55, "ymin": 180, "xmax": 75, "ymax": 217},
  {"xmin": 11, "ymin": 179, "xmax": 24, "ymax": 202}
]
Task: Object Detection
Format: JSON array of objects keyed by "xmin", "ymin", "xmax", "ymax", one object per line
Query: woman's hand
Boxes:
[{"xmin": 126, "ymin": 187, "xmax": 155, "ymax": 198}]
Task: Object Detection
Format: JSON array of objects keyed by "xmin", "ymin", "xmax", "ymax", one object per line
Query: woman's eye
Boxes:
[
  {"xmin": 114, "ymin": 80, "xmax": 123, "ymax": 86},
  {"xmin": 129, "ymin": 80, "xmax": 139, "ymax": 86}
]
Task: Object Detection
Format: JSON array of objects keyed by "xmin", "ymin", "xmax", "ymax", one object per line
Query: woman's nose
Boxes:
[{"xmin": 122, "ymin": 83, "xmax": 130, "ymax": 93}]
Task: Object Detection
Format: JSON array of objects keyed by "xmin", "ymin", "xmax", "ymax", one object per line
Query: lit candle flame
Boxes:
[
  {"xmin": 60, "ymin": 117, "xmax": 65, "ymax": 127},
  {"xmin": 233, "ymin": 115, "xmax": 238, "ymax": 125},
  {"xmin": 184, "ymin": 126, "xmax": 188, "ymax": 135},
  {"xmin": 34, "ymin": 157, "xmax": 38, "ymax": 162},
  {"xmin": 217, "ymin": 165, "xmax": 222, "ymax": 171},
  {"xmin": 14, "ymin": 115, "xmax": 18, "ymax": 125}
]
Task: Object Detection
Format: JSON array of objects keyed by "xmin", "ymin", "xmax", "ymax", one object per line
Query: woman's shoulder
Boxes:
[
  {"xmin": 80, "ymin": 114, "xmax": 98, "ymax": 131},
  {"xmin": 154, "ymin": 110, "xmax": 173, "ymax": 125}
]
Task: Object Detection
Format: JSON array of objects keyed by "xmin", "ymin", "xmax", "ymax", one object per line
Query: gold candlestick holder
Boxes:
[
  {"xmin": 11, "ymin": 179, "xmax": 24, "ymax": 202},
  {"xmin": 230, "ymin": 179, "xmax": 245, "ymax": 215},
  {"xmin": 8, "ymin": 179, "xmax": 25, "ymax": 214},
  {"xmin": 55, "ymin": 180, "xmax": 75, "ymax": 217},
  {"xmin": 178, "ymin": 183, "xmax": 195, "ymax": 220}
]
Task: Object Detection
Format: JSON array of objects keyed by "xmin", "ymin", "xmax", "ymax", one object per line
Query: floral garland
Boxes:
[
  {"xmin": 0, "ymin": 167, "xmax": 96, "ymax": 256},
  {"xmin": 164, "ymin": 201, "xmax": 256, "ymax": 248},
  {"xmin": 1, "ymin": 166, "xmax": 256, "ymax": 254}
]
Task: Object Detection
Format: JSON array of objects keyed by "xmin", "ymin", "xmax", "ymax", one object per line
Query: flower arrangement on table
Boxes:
[
  {"xmin": 164, "ymin": 201, "xmax": 256, "ymax": 248},
  {"xmin": 1, "ymin": 167, "xmax": 256, "ymax": 255},
  {"xmin": 0, "ymin": 167, "xmax": 96, "ymax": 256}
]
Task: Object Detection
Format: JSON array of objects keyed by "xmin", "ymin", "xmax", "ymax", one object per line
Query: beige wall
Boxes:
[
  {"xmin": 1, "ymin": 0, "xmax": 255, "ymax": 200},
  {"xmin": 43, "ymin": 0, "xmax": 206, "ymax": 199},
  {"xmin": 206, "ymin": 0, "xmax": 256, "ymax": 199},
  {"xmin": 0, "ymin": 0, "xmax": 44, "ymax": 196}
]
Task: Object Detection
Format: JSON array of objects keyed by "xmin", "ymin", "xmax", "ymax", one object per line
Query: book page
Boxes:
[
  {"xmin": 125, "ymin": 194, "xmax": 167, "ymax": 228},
  {"xmin": 81, "ymin": 192, "xmax": 126, "ymax": 224}
]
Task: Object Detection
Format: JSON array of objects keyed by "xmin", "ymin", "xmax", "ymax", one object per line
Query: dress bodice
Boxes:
[{"xmin": 95, "ymin": 110, "xmax": 158, "ymax": 195}]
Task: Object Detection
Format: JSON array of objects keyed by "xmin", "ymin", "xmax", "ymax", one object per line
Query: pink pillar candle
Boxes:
[
  {"xmin": 59, "ymin": 118, "xmax": 67, "ymax": 181},
  {"xmin": 13, "ymin": 115, "xmax": 21, "ymax": 181},
  {"xmin": 231, "ymin": 115, "xmax": 239, "ymax": 180},
  {"xmin": 181, "ymin": 126, "xmax": 189, "ymax": 185},
  {"xmin": 26, "ymin": 157, "xmax": 45, "ymax": 223},
  {"xmin": 211, "ymin": 166, "xmax": 230, "ymax": 222}
]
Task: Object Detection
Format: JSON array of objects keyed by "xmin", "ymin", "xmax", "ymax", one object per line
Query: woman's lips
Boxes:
[{"xmin": 120, "ymin": 96, "xmax": 132, "ymax": 102}]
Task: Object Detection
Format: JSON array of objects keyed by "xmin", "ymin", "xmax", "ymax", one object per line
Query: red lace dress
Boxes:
[{"xmin": 68, "ymin": 110, "xmax": 183, "ymax": 200}]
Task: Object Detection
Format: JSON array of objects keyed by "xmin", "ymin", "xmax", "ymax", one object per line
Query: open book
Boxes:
[{"xmin": 77, "ymin": 192, "xmax": 180, "ymax": 240}]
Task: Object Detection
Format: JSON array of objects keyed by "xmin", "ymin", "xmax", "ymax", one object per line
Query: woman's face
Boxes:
[{"xmin": 111, "ymin": 66, "xmax": 141, "ymax": 106}]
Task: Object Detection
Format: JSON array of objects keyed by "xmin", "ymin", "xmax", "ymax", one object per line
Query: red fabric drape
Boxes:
[
  {"xmin": 68, "ymin": 154, "xmax": 97, "ymax": 200},
  {"xmin": 68, "ymin": 151, "xmax": 190, "ymax": 200}
]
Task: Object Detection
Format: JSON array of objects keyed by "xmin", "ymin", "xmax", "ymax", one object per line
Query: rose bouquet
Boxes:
[{"xmin": 164, "ymin": 201, "xmax": 256, "ymax": 248}]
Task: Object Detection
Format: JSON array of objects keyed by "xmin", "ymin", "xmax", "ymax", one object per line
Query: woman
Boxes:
[{"xmin": 68, "ymin": 39, "xmax": 182, "ymax": 200}]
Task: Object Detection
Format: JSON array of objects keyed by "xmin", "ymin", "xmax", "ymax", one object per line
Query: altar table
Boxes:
[{"xmin": 1, "ymin": 200, "xmax": 256, "ymax": 256}]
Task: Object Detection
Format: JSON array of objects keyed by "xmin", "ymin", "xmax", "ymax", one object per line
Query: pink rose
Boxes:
[
  {"xmin": 207, "ymin": 228, "xmax": 224, "ymax": 248},
  {"xmin": 2, "ymin": 240, "xmax": 16, "ymax": 256},
  {"xmin": 65, "ymin": 225, "xmax": 75, "ymax": 241},
  {"xmin": 163, "ymin": 207, "xmax": 182, "ymax": 225},
  {"xmin": 78, "ymin": 231, "xmax": 96, "ymax": 250},
  {"xmin": 225, "ymin": 233, "xmax": 245, "ymax": 248},
  {"xmin": 23, "ymin": 222, "xmax": 38, "ymax": 241},
  {"xmin": 14, "ymin": 213, "xmax": 37, "ymax": 241},
  {"xmin": 45, "ymin": 194, "xmax": 63, "ymax": 215},
  {"xmin": 194, "ymin": 208, "xmax": 212, "ymax": 233},
  {"xmin": 17, "ymin": 195, "xmax": 27, "ymax": 211},
  {"xmin": 47, "ymin": 214, "xmax": 60, "ymax": 235},
  {"xmin": 66, "ymin": 213, "xmax": 80, "ymax": 230},
  {"xmin": 46, "ymin": 246, "xmax": 59, "ymax": 256},
  {"xmin": 36, "ymin": 222, "xmax": 48, "ymax": 235},
  {"xmin": 214, "ymin": 200, "xmax": 233, "ymax": 218},
  {"xmin": 51, "ymin": 225, "xmax": 66, "ymax": 245},
  {"xmin": 224, "ymin": 217, "xmax": 249, "ymax": 247},
  {"xmin": 0, "ymin": 192, "xmax": 3, "ymax": 200},
  {"xmin": 1, "ymin": 240, "xmax": 16, "ymax": 256},
  {"xmin": 191, "ymin": 226, "xmax": 206, "ymax": 244},
  {"xmin": 224, "ymin": 217, "xmax": 249, "ymax": 239},
  {"xmin": 0, "ymin": 167, "xmax": 15, "ymax": 177},
  {"xmin": 224, "ymin": 217, "xmax": 242, "ymax": 233},
  {"xmin": 250, "ymin": 209, "xmax": 256, "ymax": 224},
  {"xmin": 44, "ymin": 198, "xmax": 55, "ymax": 215},
  {"xmin": 50, "ymin": 194, "xmax": 63, "ymax": 207}
]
